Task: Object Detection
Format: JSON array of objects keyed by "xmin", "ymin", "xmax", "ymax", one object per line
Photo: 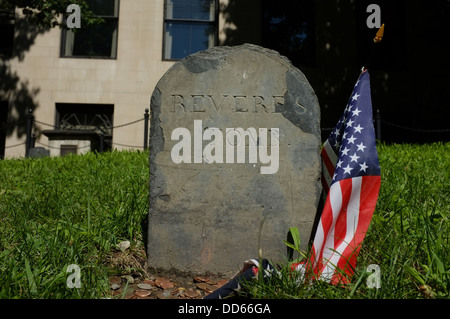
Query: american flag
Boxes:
[
  {"xmin": 205, "ymin": 70, "xmax": 381, "ymax": 298},
  {"xmin": 297, "ymin": 69, "xmax": 381, "ymax": 284}
]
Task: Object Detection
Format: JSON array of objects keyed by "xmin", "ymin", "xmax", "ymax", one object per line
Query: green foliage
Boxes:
[
  {"xmin": 284, "ymin": 227, "xmax": 306, "ymax": 263},
  {"xmin": 0, "ymin": 151, "xmax": 148, "ymax": 298},
  {"xmin": 0, "ymin": 0, "xmax": 103, "ymax": 29}
]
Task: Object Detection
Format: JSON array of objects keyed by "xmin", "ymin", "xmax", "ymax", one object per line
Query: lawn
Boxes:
[
  {"xmin": 0, "ymin": 151, "xmax": 149, "ymax": 298},
  {"xmin": 0, "ymin": 143, "xmax": 448, "ymax": 299}
]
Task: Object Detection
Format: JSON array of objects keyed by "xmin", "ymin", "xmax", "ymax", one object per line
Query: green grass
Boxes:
[
  {"xmin": 0, "ymin": 143, "xmax": 449, "ymax": 299},
  {"xmin": 0, "ymin": 151, "xmax": 149, "ymax": 298},
  {"xmin": 242, "ymin": 142, "xmax": 450, "ymax": 299}
]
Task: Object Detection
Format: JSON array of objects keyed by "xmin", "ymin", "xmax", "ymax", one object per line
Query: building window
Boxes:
[
  {"xmin": 61, "ymin": 0, "xmax": 120, "ymax": 59},
  {"xmin": 0, "ymin": 8, "xmax": 15, "ymax": 58},
  {"xmin": 163, "ymin": 0, "xmax": 217, "ymax": 60},
  {"xmin": 261, "ymin": 0, "xmax": 315, "ymax": 68}
]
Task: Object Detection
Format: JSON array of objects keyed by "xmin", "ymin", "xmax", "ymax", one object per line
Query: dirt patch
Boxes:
[{"xmin": 104, "ymin": 245, "xmax": 230, "ymax": 299}]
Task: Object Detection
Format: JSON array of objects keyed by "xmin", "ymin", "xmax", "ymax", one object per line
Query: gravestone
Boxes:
[
  {"xmin": 28, "ymin": 147, "xmax": 50, "ymax": 158},
  {"xmin": 148, "ymin": 44, "xmax": 321, "ymax": 276}
]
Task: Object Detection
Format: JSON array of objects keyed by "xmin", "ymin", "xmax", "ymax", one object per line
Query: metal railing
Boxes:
[
  {"xmin": 2, "ymin": 107, "xmax": 449, "ymax": 158},
  {"xmin": 1, "ymin": 108, "xmax": 150, "ymax": 157}
]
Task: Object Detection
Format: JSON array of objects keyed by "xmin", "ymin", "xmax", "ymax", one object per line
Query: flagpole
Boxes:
[{"xmin": 363, "ymin": 24, "xmax": 385, "ymax": 73}]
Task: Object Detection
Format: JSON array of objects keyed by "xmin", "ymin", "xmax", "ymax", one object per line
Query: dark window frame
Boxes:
[{"xmin": 60, "ymin": 0, "xmax": 120, "ymax": 60}]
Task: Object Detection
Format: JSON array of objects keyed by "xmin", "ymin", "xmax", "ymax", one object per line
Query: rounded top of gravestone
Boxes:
[
  {"xmin": 180, "ymin": 43, "xmax": 294, "ymax": 73},
  {"xmin": 152, "ymin": 43, "xmax": 320, "ymax": 136}
]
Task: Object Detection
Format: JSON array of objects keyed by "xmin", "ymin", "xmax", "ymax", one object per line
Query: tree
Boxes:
[
  {"xmin": 0, "ymin": 0, "xmax": 103, "ymax": 28},
  {"xmin": 0, "ymin": 0, "xmax": 103, "ymax": 150}
]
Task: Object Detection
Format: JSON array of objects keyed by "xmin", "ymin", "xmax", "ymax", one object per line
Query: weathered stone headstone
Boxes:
[
  {"xmin": 148, "ymin": 44, "xmax": 321, "ymax": 276},
  {"xmin": 28, "ymin": 147, "xmax": 50, "ymax": 158}
]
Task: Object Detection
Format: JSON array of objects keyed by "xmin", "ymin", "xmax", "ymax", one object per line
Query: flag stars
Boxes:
[
  {"xmin": 359, "ymin": 162, "xmax": 369, "ymax": 172},
  {"xmin": 347, "ymin": 135, "xmax": 357, "ymax": 144},
  {"xmin": 332, "ymin": 172, "xmax": 338, "ymax": 181},
  {"xmin": 346, "ymin": 119, "xmax": 355, "ymax": 127},
  {"xmin": 343, "ymin": 164, "xmax": 353, "ymax": 175},
  {"xmin": 356, "ymin": 142, "xmax": 366, "ymax": 152},
  {"xmin": 341, "ymin": 146, "xmax": 350, "ymax": 156},
  {"xmin": 333, "ymin": 127, "xmax": 340, "ymax": 137},
  {"xmin": 354, "ymin": 124, "xmax": 364, "ymax": 134},
  {"xmin": 350, "ymin": 153, "xmax": 360, "ymax": 163},
  {"xmin": 351, "ymin": 92, "xmax": 360, "ymax": 101},
  {"xmin": 352, "ymin": 108, "xmax": 362, "ymax": 117}
]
